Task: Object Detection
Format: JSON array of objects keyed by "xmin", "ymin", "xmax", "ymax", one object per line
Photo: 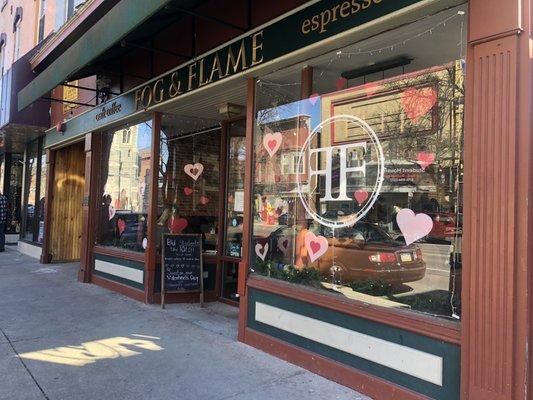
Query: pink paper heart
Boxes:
[
  {"xmin": 335, "ymin": 77, "xmax": 347, "ymax": 91},
  {"xmin": 108, "ymin": 205, "xmax": 116, "ymax": 221},
  {"xmin": 117, "ymin": 219, "xmax": 126, "ymax": 235},
  {"xmin": 304, "ymin": 231, "xmax": 328, "ymax": 262},
  {"xmin": 262, "ymin": 132, "xmax": 282, "ymax": 158},
  {"xmin": 363, "ymin": 82, "xmax": 380, "ymax": 97},
  {"xmin": 354, "ymin": 190, "xmax": 369, "ymax": 206},
  {"xmin": 308, "ymin": 93, "xmax": 320, "ymax": 106},
  {"xmin": 401, "ymin": 87, "xmax": 437, "ymax": 123},
  {"xmin": 199, "ymin": 196, "xmax": 209, "ymax": 205},
  {"xmin": 184, "ymin": 187, "xmax": 193, "ymax": 196},
  {"xmin": 184, "ymin": 163, "xmax": 204, "ymax": 181},
  {"xmin": 416, "ymin": 152, "xmax": 436, "ymax": 171},
  {"xmin": 396, "ymin": 209, "xmax": 434, "ymax": 246},
  {"xmin": 277, "ymin": 236, "xmax": 289, "ymax": 255},
  {"xmin": 255, "ymin": 243, "xmax": 269, "ymax": 261}
]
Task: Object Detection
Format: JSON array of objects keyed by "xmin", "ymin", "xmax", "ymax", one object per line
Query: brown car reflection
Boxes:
[{"xmin": 313, "ymin": 223, "xmax": 426, "ymax": 284}]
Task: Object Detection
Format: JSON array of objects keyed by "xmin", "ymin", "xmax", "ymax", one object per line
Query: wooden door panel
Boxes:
[{"xmin": 50, "ymin": 142, "xmax": 85, "ymax": 261}]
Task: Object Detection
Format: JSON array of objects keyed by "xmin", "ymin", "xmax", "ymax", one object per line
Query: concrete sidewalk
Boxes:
[{"xmin": 0, "ymin": 248, "xmax": 369, "ymax": 400}]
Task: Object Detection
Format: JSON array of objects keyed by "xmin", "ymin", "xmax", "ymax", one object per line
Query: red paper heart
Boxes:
[
  {"xmin": 262, "ymin": 132, "xmax": 282, "ymax": 158},
  {"xmin": 401, "ymin": 87, "xmax": 437, "ymax": 123},
  {"xmin": 117, "ymin": 219, "xmax": 126, "ymax": 235},
  {"xmin": 310, "ymin": 241, "xmax": 321, "ymax": 254},
  {"xmin": 199, "ymin": 196, "xmax": 209, "ymax": 205},
  {"xmin": 169, "ymin": 217, "xmax": 188, "ymax": 234},
  {"xmin": 184, "ymin": 187, "xmax": 193, "ymax": 196},
  {"xmin": 354, "ymin": 190, "xmax": 369, "ymax": 205}
]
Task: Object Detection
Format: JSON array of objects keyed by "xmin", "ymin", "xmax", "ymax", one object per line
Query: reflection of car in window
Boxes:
[{"xmin": 262, "ymin": 221, "xmax": 426, "ymax": 285}]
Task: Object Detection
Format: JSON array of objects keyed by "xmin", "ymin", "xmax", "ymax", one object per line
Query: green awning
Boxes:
[{"xmin": 18, "ymin": 0, "xmax": 172, "ymax": 111}]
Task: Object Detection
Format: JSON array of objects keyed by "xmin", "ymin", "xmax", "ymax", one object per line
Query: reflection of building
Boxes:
[
  {"xmin": 105, "ymin": 125, "xmax": 141, "ymax": 211},
  {"xmin": 320, "ymin": 65, "xmax": 464, "ymax": 220}
]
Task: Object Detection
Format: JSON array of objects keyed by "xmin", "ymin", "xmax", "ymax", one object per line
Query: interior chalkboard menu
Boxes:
[{"xmin": 161, "ymin": 233, "xmax": 204, "ymax": 308}]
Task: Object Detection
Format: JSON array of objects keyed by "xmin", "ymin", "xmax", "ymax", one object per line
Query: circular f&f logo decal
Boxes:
[{"xmin": 296, "ymin": 115, "xmax": 384, "ymax": 229}]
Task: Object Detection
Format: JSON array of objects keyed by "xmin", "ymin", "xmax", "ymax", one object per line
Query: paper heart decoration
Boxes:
[
  {"xmin": 416, "ymin": 152, "xmax": 436, "ymax": 171},
  {"xmin": 277, "ymin": 236, "xmax": 289, "ymax": 255},
  {"xmin": 363, "ymin": 82, "xmax": 380, "ymax": 97},
  {"xmin": 169, "ymin": 217, "xmax": 188, "ymax": 234},
  {"xmin": 354, "ymin": 190, "xmax": 369, "ymax": 206},
  {"xmin": 255, "ymin": 243, "xmax": 269, "ymax": 261},
  {"xmin": 335, "ymin": 77, "xmax": 347, "ymax": 91},
  {"xmin": 117, "ymin": 219, "xmax": 126, "ymax": 236},
  {"xmin": 108, "ymin": 205, "xmax": 116, "ymax": 221},
  {"xmin": 308, "ymin": 92, "xmax": 320, "ymax": 106},
  {"xmin": 142, "ymin": 238, "xmax": 148, "ymax": 250},
  {"xmin": 184, "ymin": 163, "xmax": 204, "ymax": 181},
  {"xmin": 199, "ymin": 196, "xmax": 209, "ymax": 205},
  {"xmin": 396, "ymin": 208, "xmax": 433, "ymax": 246},
  {"xmin": 183, "ymin": 187, "xmax": 193, "ymax": 196},
  {"xmin": 401, "ymin": 87, "xmax": 437, "ymax": 123},
  {"xmin": 262, "ymin": 132, "xmax": 282, "ymax": 158},
  {"xmin": 305, "ymin": 231, "xmax": 328, "ymax": 262}
]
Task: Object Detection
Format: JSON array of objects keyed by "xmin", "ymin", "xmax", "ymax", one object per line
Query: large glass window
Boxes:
[
  {"xmin": 224, "ymin": 120, "xmax": 246, "ymax": 258},
  {"xmin": 97, "ymin": 120, "xmax": 152, "ymax": 252},
  {"xmin": 158, "ymin": 115, "xmax": 221, "ymax": 254},
  {"xmin": 22, "ymin": 141, "xmax": 38, "ymax": 241},
  {"xmin": 20, "ymin": 139, "xmax": 46, "ymax": 244},
  {"xmin": 250, "ymin": 6, "xmax": 466, "ymax": 321}
]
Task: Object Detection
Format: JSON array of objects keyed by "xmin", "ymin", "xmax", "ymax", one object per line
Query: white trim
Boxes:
[
  {"xmin": 94, "ymin": 259, "xmax": 143, "ymax": 284},
  {"xmin": 255, "ymin": 302, "xmax": 443, "ymax": 386},
  {"xmin": 17, "ymin": 241, "xmax": 42, "ymax": 259}
]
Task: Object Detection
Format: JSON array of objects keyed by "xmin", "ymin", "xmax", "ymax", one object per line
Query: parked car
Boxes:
[
  {"xmin": 263, "ymin": 222, "xmax": 426, "ymax": 285},
  {"xmin": 316, "ymin": 223, "xmax": 426, "ymax": 284}
]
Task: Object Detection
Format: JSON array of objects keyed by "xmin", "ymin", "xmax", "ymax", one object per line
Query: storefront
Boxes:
[{"xmin": 17, "ymin": 0, "xmax": 533, "ymax": 399}]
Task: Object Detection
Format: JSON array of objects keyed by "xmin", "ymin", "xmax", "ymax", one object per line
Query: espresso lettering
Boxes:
[
  {"xmin": 319, "ymin": 10, "xmax": 331, "ymax": 33},
  {"xmin": 331, "ymin": 4, "xmax": 341, "ymax": 21},
  {"xmin": 340, "ymin": 1, "xmax": 351, "ymax": 17},
  {"xmin": 301, "ymin": 0, "xmax": 384, "ymax": 34},
  {"xmin": 301, "ymin": 19, "xmax": 311, "ymax": 34}
]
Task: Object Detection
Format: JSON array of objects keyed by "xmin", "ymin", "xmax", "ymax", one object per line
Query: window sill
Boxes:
[
  {"xmin": 247, "ymin": 274, "xmax": 461, "ymax": 345},
  {"xmin": 93, "ymin": 245, "xmax": 145, "ymax": 263}
]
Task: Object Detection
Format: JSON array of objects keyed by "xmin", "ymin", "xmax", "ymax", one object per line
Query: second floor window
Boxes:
[
  {"xmin": 13, "ymin": 19, "xmax": 21, "ymax": 61},
  {"xmin": 38, "ymin": 0, "xmax": 46, "ymax": 43}
]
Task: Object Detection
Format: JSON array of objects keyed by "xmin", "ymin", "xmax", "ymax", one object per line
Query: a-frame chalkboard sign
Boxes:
[{"xmin": 161, "ymin": 233, "xmax": 204, "ymax": 309}]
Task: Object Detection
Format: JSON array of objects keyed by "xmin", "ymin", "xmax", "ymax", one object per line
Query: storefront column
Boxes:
[
  {"xmin": 40, "ymin": 149, "xmax": 55, "ymax": 264},
  {"xmin": 238, "ymin": 77, "xmax": 256, "ymax": 342},
  {"xmin": 78, "ymin": 133, "xmax": 101, "ymax": 283},
  {"xmin": 145, "ymin": 112, "xmax": 161, "ymax": 304},
  {"xmin": 462, "ymin": 1, "xmax": 532, "ymax": 399}
]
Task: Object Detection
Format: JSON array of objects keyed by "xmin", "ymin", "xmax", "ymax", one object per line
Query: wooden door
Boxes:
[{"xmin": 50, "ymin": 142, "xmax": 85, "ymax": 261}]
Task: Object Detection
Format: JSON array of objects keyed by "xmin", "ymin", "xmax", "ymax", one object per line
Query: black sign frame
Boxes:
[{"xmin": 161, "ymin": 233, "xmax": 204, "ymax": 309}]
